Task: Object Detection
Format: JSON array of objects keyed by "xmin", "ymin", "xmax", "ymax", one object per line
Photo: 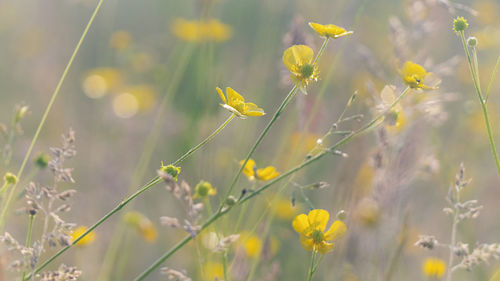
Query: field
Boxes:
[{"xmin": 1, "ymin": 0, "xmax": 500, "ymax": 280}]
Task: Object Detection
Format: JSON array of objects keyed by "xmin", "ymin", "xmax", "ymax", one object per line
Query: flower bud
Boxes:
[
  {"xmin": 4, "ymin": 172, "xmax": 17, "ymax": 185},
  {"xmin": 467, "ymin": 36, "xmax": 478, "ymax": 47},
  {"xmin": 160, "ymin": 164, "xmax": 181, "ymax": 181},
  {"xmin": 453, "ymin": 17, "xmax": 468, "ymax": 33}
]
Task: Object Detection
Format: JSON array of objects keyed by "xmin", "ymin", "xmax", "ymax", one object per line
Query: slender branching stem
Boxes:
[
  {"xmin": 23, "ymin": 114, "xmax": 235, "ymax": 280},
  {"xmin": 132, "ymin": 87, "xmax": 411, "ymax": 280},
  {"xmin": 0, "ymin": 0, "xmax": 105, "ymax": 230},
  {"xmin": 459, "ymin": 31, "xmax": 500, "ymax": 175}
]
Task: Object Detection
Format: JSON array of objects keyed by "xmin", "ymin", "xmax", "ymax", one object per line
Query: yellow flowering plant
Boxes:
[
  {"xmin": 217, "ymin": 87, "xmax": 265, "ymax": 118},
  {"xmin": 399, "ymin": 61, "xmax": 435, "ymax": 90},
  {"xmin": 240, "ymin": 159, "xmax": 280, "ymax": 181},
  {"xmin": 422, "ymin": 257, "xmax": 446, "ymax": 279},
  {"xmin": 70, "ymin": 226, "xmax": 96, "ymax": 247},
  {"xmin": 283, "ymin": 45, "xmax": 318, "ymax": 93},
  {"xmin": 292, "ymin": 209, "xmax": 346, "ymax": 254},
  {"xmin": 309, "ymin": 22, "xmax": 353, "ymax": 39}
]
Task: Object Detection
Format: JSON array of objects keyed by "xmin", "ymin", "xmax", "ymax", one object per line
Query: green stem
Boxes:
[
  {"xmin": 132, "ymin": 86, "xmax": 410, "ymax": 280},
  {"xmin": 0, "ymin": 182, "xmax": 10, "ymax": 197},
  {"xmin": 307, "ymin": 251, "xmax": 317, "ymax": 281},
  {"xmin": 21, "ymin": 214, "xmax": 35, "ymax": 281},
  {"xmin": 313, "ymin": 38, "xmax": 330, "ymax": 65},
  {"xmin": 486, "ymin": 55, "xmax": 500, "ymax": 102},
  {"xmin": 218, "ymin": 86, "xmax": 298, "ymax": 212},
  {"xmin": 459, "ymin": 31, "xmax": 500, "ymax": 175},
  {"xmin": 24, "ymin": 114, "xmax": 235, "ymax": 280},
  {"xmin": 0, "ymin": 0, "xmax": 105, "ymax": 230}
]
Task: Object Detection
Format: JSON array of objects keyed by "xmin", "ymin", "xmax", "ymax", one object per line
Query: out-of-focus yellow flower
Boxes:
[
  {"xmin": 194, "ymin": 181, "xmax": 217, "ymax": 198},
  {"xmin": 271, "ymin": 197, "xmax": 299, "ymax": 220},
  {"xmin": 202, "ymin": 19, "xmax": 233, "ymax": 42},
  {"xmin": 109, "ymin": 30, "xmax": 132, "ymax": 50},
  {"xmin": 292, "ymin": 209, "xmax": 347, "ymax": 254},
  {"xmin": 82, "ymin": 67, "xmax": 122, "ymax": 99},
  {"xmin": 123, "ymin": 85, "xmax": 157, "ymax": 112},
  {"xmin": 204, "ymin": 261, "xmax": 224, "ymax": 281},
  {"xmin": 240, "ymin": 159, "xmax": 280, "ymax": 181},
  {"xmin": 131, "ymin": 52, "xmax": 153, "ymax": 73},
  {"xmin": 353, "ymin": 160, "xmax": 375, "ymax": 196},
  {"xmin": 283, "ymin": 45, "xmax": 318, "ymax": 92},
  {"xmin": 380, "ymin": 85, "xmax": 407, "ymax": 132},
  {"xmin": 308, "ymin": 22, "xmax": 353, "ymax": 38},
  {"xmin": 124, "ymin": 211, "xmax": 158, "ymax": 243},
  {"xmin": 171, "ymin": 18, "xmax": 233, "ymax": 43},
  {"xmin": 238, "ymin": 232, "xmax": 263, "ymax": 258},
  {"xmin": 112, "ymin": 93, "xmax": 139, "ymax": 118},
  {"xmin": 70, "ymin": 226, "xmax": 96, "ymax": 246},
  {"xmin": 422, "ymin": 257, "xmax": 446, "ymax": 278},
  {"xmin": 399, "ymin": 61, "xmax": 434, "ymax": 90},
  {"xmin": 355, "ymin": 197, "xmax": 380, "ymax": 227},
  {"xmin": 217, "ymin": 87, "xmax": 265, "ymax": 118}
]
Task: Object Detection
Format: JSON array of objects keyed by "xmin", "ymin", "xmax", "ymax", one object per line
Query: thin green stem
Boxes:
[
  {"xmin": 313, "ymin": 38, "xmax": 330, "ymax": 65},
  {"xmin": 472, "ymin": 47, "xmax": 481, "ymax": 92},
  {"xmin": 0, "ymin": 0, "xmax": 105, "ymax": 230},
  {"xmin": 0, "ymin": 182, "xmax": 10, "ymax": 197},
  {"xmin": 24, "ymin": 114, "xmax": 235, "ymax": 280},
  {"xmin": 307, "ymin": 251, "xmax": 317, "ymax": 281},
  {"xmin": 21, "ymin": 214, "xmax": 35, "ymax": 281},
  {"xmin": 486, "ymin": 56, "xmax": 500, "ymax": 102},
  {"xmin": 459, "ymin": 31, "xmax": 500, "ymax": 175},
  {"xmin": 218, "ymin": 86, "xmax": 298, "ymax": 212},
  {"xmin": 132, "ymin": 86, "xmax": 410, "ymax": 280}
]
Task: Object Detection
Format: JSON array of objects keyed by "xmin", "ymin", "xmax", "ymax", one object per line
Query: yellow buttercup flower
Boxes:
[
  {"xmin": 171, "ymin": 18, "xmax": 203, "ymax": 42},
  {"xmin": 271, "ymin": 197, "xmax": 299, "ymax": 220},
  {"xmin": 292, "ymin": 209, "xmax": 347, "ymax": 254},
  {"xmin": 124, "ymin": 211, "xmax": 158, "ymax": 243},
  {"xmin": 283, "ymin": 45, "xmax": 318, "ymax": 92},
  {"xmin": 240, "ymin": 159, "xmax": 280, "ymax": 181},
  {"xmin": 238, "ymin": 232, "xmax": 263, "ymax": 258},
  {"xmin": 422, "ymin": 257, "xmax": 446, "ymax": 278},
  {"xmin": 217, "ymin": 87, "xmax": 265, "ymax": 118},
  {"xmin": 170, "ymin": 18, "xmax": 233, "ymax": 43},
  {"xmin": 202, "ymin": 19, "xmax": 233, "ymax": 42},
  {"xmin": 82, "ymin": 67, "xmax": 122, "ymax": 99},
  {"xmin": 204, "ymin": 261, "xmax": 224, "ymax": 281},
  {"xmin": 308, "ymin": 22, "xmax": 353, "ymax": 38},
  {"xmin": 194, "ymin": 181, "xmax": 217, "ymax": 198},
  {"xmin": 70, "ymin": 226, "xmax": 96, "ymax": 246},
  {"xmin": 399, "ymin": 61, "xmax": 434, "ymax": 90}
]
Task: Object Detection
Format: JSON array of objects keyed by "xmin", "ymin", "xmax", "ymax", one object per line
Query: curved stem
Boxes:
[
  {"xmin": 0, "ymin": 0, "xmax": 105, "ymax": 230},
  {"xmin": 218, "ymin": 86, "xmax": 298, "ymax": 212},
  {"xmin": 132, "ymin": 86, "xmax": 410, "ymax": 280},
  {"xmin": 24, "ymin": 114, "xmax": 235, "ymax": 280},
  {"xmin": 459, "ymin": 31, "xmax": 500, "ymax": 175}
]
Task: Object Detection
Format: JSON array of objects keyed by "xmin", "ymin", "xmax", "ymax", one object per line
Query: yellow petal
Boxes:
[
  {"xmin": 292, "ymin": 214, "xmax": 310, "ymax": 234},
  {"xmin": 256, "ymin": 166, "xmax": 280, "ymax": 181},
  {"xmin": 244, "ymin": 102, "xmax": 265, "ymax": 116},
  {"xmin": 282, "ymin": 45, "xmax": 314, "ymax": 73},
  {"xmin": 226, "ymin": 87, "xmax": 245, "ymax": 106},
  {"xmin": 299, "ymin": 235, "xmax": 315, "ymax": 252},
  {"xmin": 216, "ymin": 87, "xmax": 227, "ymax": 104},
  {"xmin": 307, "ymin": 209, "xmax": 329, "ymax": 231},
  {"xmin": 317, "ymin": 241, "xmax": 335, "ymax": 254},
  {"xmin": 240, "ymin": 159, "xmax": 256, "ymax": 179},
  {"xmin": 324, "ymin": 220, "xmax": 347, "ymax": 241},
  {"xmin": 309, "ymin": 22, "xmax": 352, "ymax": 38},
  {"xmin": 309, "ymin": 22, "xmax": 327, "ymax": 36}
]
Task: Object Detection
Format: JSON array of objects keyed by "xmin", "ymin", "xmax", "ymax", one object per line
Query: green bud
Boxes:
[
  {"xmin": 225, "ymin": 196, "xmax": 237, "ymax": 207},
  {"xmin": 336, "ymin": 210, "xmax": 347, "ymax": 221},
  {"xmin": 14, "ymin": 106, "xmax": 29, "ymax": 123},
  {"xmin": 453, "ymin": 17, "xmax": 469, "ymax": 33},
  {"xmin": 34, "ymin": 153, "xmax": 50, "ymax": 169},
  {"xmin": 160, "ymin": 164, "xmax": 181, "ymax": 181},
  {"xmin": 194, "ymin": 181, "xmax": 213, "ymax": 198},
  {"xmin": 467, "ymin": 36, "xmax": 478, "ymax": 47},
  {"xmin": 4, "ymin": 172, "xmax": 18, "ymax": 185}
]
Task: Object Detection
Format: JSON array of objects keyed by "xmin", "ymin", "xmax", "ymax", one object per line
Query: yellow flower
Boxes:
[
  {"xmin": 202, "ymin": 19, "xmax": 233, "ymax": 42},
  {"xmin": 70, "ymin": 226, "xmax": 96, "ymax": 246},
  {"xmin": 238, "ymin": 232, "xmax": 263, "ymax": 258},
  {"xmin": 422, "ymin": 257, "xmax": 446, "ymax": 278},
  {"xmin": 171, "ymin": 18, "xmax": 233, "ymax": 43},
  {"xmin": 109, "ymin": 30, "xmax": 132, "ymax": 50},
  {"xmin": 82, "ymin": 67, "xmax": 122, "ymax": 99},
  {"xmin": 271, "ymin": 197, "xmax": 299, "ymax": 220},
  {"xmin": 194, "ymin": 181, "xmax": 217, "ymax": 198},
  {"xmin": 380, "ymin": 85, "xmax": 407, "ymax": 132},
  {"xmin": 283, "ymin": 45, "xmax": 318, "ymax": 92},
  {"xmin": 240, "ymin": 159, "xmax": 280, "ymax": 181},
  {"xmin": 308, "ymin": 22, "xmax": 353, "ymax": 38},
  {"xmin": 292, "ymin": 209, "xmax": 347, "ymax": 254},
  {"xmin": 203, "ymin": 261, "xmax": 224, "ymax": 281},
  {"xmin": 124, "ymin": 211, "xmax": 158, "ymax": 243},
  {"xmin": 399, "ymin": 61, "xmax": 434, "ymax": 90},
  {"xmin": 217, "ymin": 87, "xmax": 265, "ymax": 118}
]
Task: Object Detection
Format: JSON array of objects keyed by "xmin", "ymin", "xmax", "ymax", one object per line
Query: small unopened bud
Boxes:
[
  {"xmin": 453, "ymin": 17, "xmax": 469, "ymax": 33},
  {"xmin": 4, "ymin": 172, "xmax": 17, "ymax": 185},
  {"xmin": 225, "ymin": 196, "xmax": 237, "ymax": 207},
  {"xmin": 336, "ymin": 210, "xmax": 347, "ymax": 221},
  {"xmin": 15, "ymin": 106, "xmax": 29, "ymax": 123},
  {"xmin": 160, "ymin": 164, "xmax": 181, "ymax": 181},
  {"xmin": 467, "ymin": 36, "xmax": 478, "ymax": 47},
  {"xmin": 34, "ymin": 153, "xmax": 50, "ymax": 169}
]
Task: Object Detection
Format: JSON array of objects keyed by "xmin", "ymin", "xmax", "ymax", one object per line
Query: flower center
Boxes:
[
  {"xmin": 310, "ymin": 229, "xmax": 324, "ymax": 243},
  {"xmin": 299, "ymin": 63, "xmax": 315, "ymax": 78}
]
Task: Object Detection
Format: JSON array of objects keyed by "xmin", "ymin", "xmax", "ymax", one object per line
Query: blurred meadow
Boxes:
[{"xmin": 1, "ymin": 0, "xmax": 500, "ymax": 280}]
